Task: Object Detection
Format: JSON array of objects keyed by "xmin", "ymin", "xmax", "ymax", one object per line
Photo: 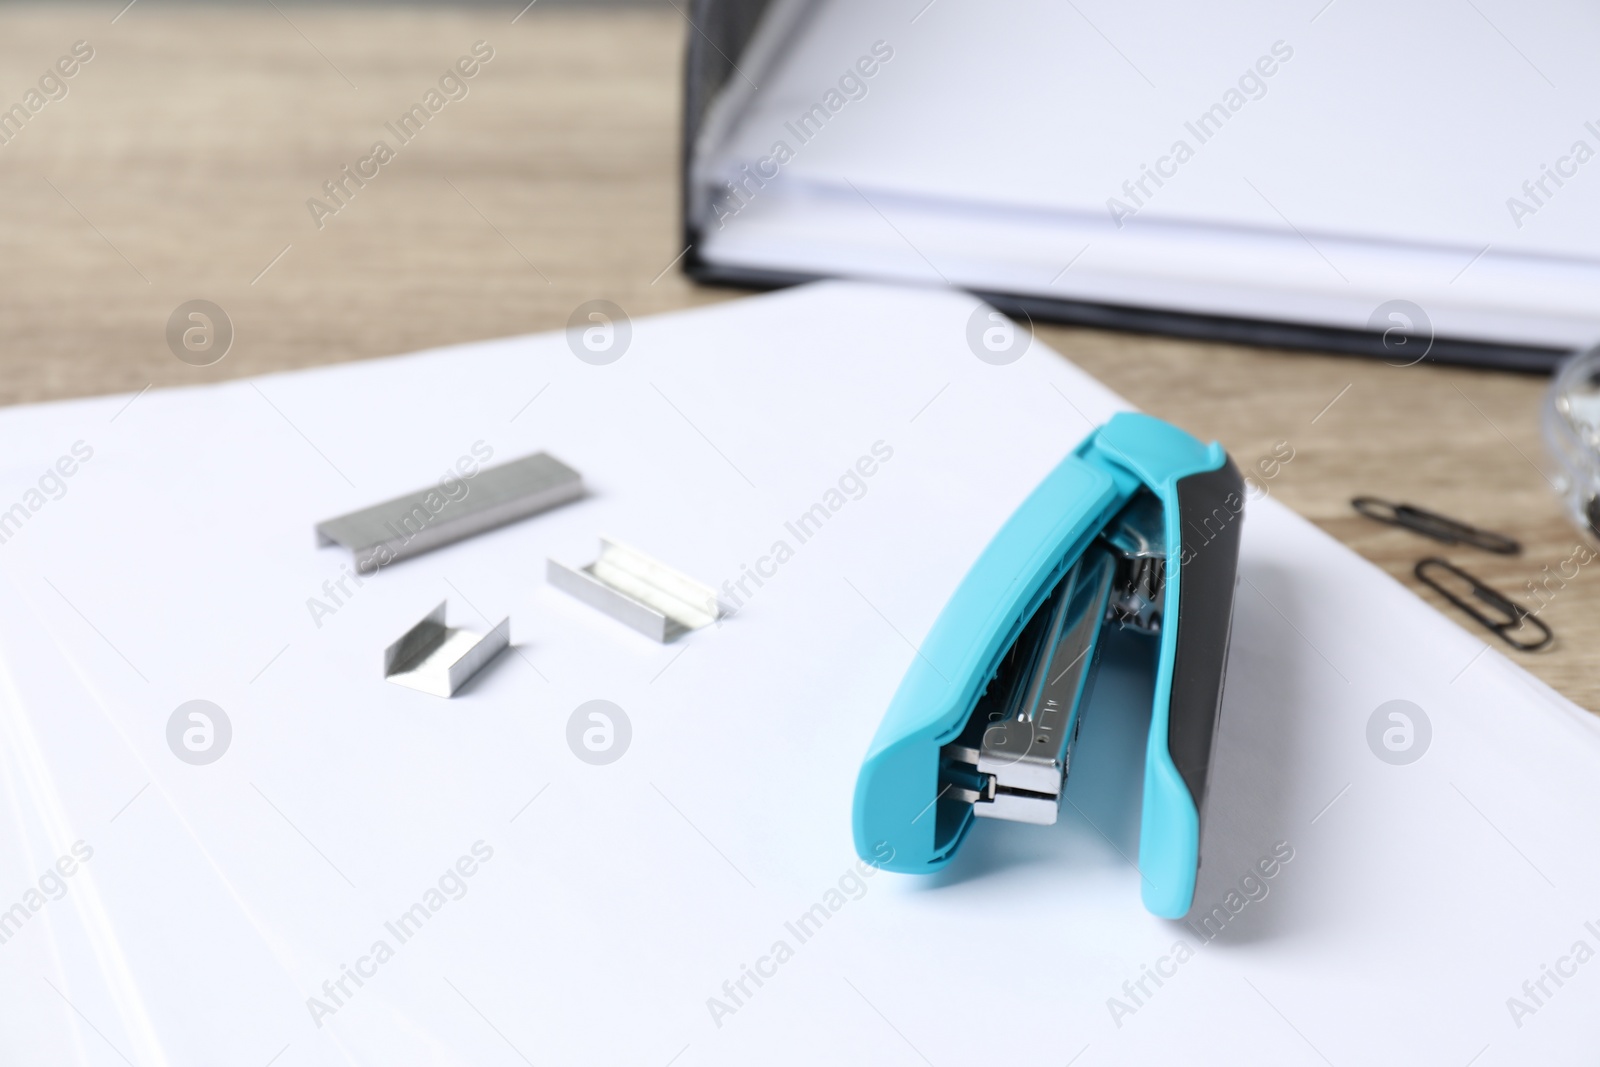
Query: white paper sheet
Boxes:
[
  {"xmin": 699, "ymin": 0, "xmax": 1600, "ymax": 348},
  {"xmin": 0, "ymin": 282, "xmax": 1597, "ymax": 1065}
]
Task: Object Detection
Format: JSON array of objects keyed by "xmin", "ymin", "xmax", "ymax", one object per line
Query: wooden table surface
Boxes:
[{"xmin": 2, "ymin": 3, "xmax": 1594, "ymax": 709}]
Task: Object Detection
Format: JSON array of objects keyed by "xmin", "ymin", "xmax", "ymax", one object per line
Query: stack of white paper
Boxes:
[
  {"xmin": 697, "ymin": 0, "xmax": 1600, "ymax": 349},
  {"xmin": 0, "ymin": 282, "xmax": 1596, "ymax": 1065}
]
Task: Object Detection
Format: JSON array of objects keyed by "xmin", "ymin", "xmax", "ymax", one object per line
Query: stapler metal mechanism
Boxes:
[{"xmin": 852, "ymin": 413, "xmax": 1244, "ymax": 917}]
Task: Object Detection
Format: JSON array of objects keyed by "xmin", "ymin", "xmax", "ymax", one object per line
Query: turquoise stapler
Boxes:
[{"xmin": 852, "ymin": 413, "xmax": 1244, "ymax": 917}]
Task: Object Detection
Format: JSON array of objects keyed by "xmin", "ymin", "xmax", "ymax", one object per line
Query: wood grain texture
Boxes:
[{"xmin": 2, "ymin": 3, "xmax": 1594, "ymax": 709}]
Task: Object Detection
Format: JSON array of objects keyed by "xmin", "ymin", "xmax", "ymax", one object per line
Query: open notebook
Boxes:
[
  {"xmin": 684, "ymin": 0, "xmax": 1600, "ymax": 370},
  {"xmin": 1, "ymin": 282, "xmax": 1597, "ymax": 1065}
]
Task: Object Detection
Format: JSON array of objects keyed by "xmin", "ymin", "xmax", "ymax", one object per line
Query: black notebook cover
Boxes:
[{"xmin": 679, "ymin": 0, "xmax": 1566, "ymax": 374}]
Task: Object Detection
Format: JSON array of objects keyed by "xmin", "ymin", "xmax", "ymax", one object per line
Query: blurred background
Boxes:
[
  {"xmin": 0, "ymin": 0, "xmax": 1593, "ymax": 705},
  {"xmin": 0, "ymin": 0, "xmax": 725, "ymax": 398}
]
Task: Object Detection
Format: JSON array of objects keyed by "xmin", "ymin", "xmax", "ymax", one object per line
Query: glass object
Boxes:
[{"xmin": 1544, "ymin": 344, "xmax": 1600, "ymax": 541}]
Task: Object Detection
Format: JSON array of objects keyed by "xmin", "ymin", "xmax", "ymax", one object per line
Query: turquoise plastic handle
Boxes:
[{"xmin": 851, "ymin": 412, "xmax": 1231, "ymax": 918}]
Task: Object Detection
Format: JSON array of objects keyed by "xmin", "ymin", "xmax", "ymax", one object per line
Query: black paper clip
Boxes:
[
  {"xmin": 1353, "ymin": 498, "xmax": 1521, "ymax": 555},
  {"xmin": 1414, "ymin": 558, "xmax": 1552, "ymax": 652}
]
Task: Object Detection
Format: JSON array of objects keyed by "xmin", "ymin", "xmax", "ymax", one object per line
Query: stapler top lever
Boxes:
[{"xmin": 851, "ymin": 413, "xmax": 1244, "ymax": 918}]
